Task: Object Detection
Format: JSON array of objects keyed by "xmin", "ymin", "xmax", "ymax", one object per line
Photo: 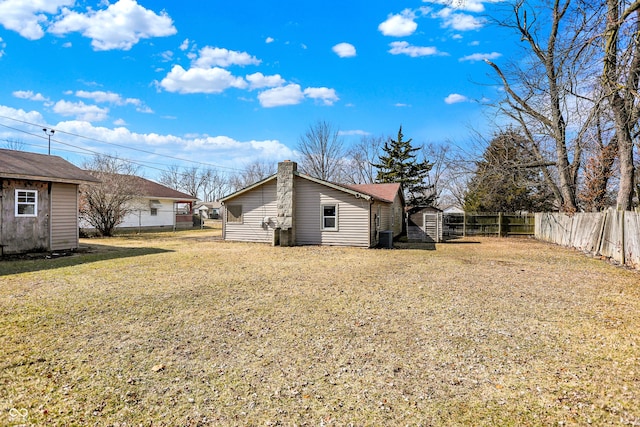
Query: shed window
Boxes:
[
  {"xmin": 150, "ymin": 208, "xmax": 158, "ymax": 216},
  {"xmin": 16, "ymin": 189, "xmax": 37, "ymax": 217},
  {"xmin": 322, "ymin": 204, "xmax": 338, "ymax": 231},
  {"xmin": 227, "ymin": 205, "xmax": 243, "ymax": 223}
]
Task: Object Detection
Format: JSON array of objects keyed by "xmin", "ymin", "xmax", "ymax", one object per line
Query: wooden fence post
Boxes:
[{"xmin": 463, "ymin": 211, "xmax": 466, "ymax": 237}]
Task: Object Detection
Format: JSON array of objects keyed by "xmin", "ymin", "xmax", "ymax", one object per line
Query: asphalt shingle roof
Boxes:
[{"xmin": 0, "ymin": 149, "xmax": 99, "ymax": 184}]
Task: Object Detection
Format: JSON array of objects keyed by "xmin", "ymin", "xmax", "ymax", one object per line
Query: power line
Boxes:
[{"xmin": 0, "ymin": 114, "xmax": 248, "ymax": 173}]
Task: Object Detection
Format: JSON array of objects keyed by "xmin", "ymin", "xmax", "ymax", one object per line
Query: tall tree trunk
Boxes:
[{"xmin": 603, "ymin": 0, "xmax": 640, "ymax": 210}]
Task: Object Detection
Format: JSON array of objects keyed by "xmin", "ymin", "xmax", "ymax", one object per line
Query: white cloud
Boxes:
[
  {"xmin": 339, "ymin": 130, "xmax": 370, "ymax": 136},
  {"xmin": 13, "ymin": 90, "xmax": 48, "ymax": 102},
  {"xmin": 0, "ymin": 36, "xmax": 5, "ymax": 58},
  {"xmin": 0, "ymin": 105, "xmax": 45, "ymax": 125},
  {"xmin": 332, "ymin": 42, "xmax": 356, "ymax": 58},
  {"xmin": 245, "ymin": 72, "xmax": 286, "ymax": 90},
  {"xmin": 423, "ymin": 0, "xmax": 489, "ymax": 13},
  {"xmin": 0, "ymin": 0, "xmax": 73, "ymax": 40},
  {"xmin": 265, "ymin": 37, "xmax": 274, "ymax": 44},
  {"xmin": 303, "ymin": 87, "xmax": 339, "ymax": 106},
  {"xmin": 378, "ymin": 9, "xmax": 418, "ymax": 37},
  {"xmin": 193, "ymin": 46, "xmax": 261, "ymax": 68},
  {"xmin": 388, "ymin": 41, "xmax": 440, "ymax": 57},
  {"xmin": 49, "ymin": 0, "xmax": 177, "ymax": 51},
  {"xmin": 74, "ymin": 90, "xmax": 143, "ymax": 107},
  {"xmin": 258, "ymin": 84, "xmax": 305, "ymax": 108},
  {"xmin": 257, "ymin": 85, "xmax": 339, "ymax": 108},
  {"xmin": 53, "ymin": 100, "xmax": 109, "ymax": 121},
  {"xmin": 444, "ymin": 93, "xmax": 468, "ymax": 104},
  {"xmin": 459, "ymin": 51, "xmax": 501, "ymax": 62},
  {"xmin": 179, "ymin": 38, "xmax": 190, "ymax": 51},
  {"xmin": 113, "ymin": 118, "xmax": 127, "ymax": 126},
  {"xmin": 437, "ymin": 9, "xmax": 485, "ymax": 31},
  {"xmin": 159, "ymin": 65, "xmax": 248, "ymax": 94}
]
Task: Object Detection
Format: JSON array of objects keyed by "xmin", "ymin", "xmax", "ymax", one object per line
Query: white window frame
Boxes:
[
  {"xmin": 321, "ymin": 204, "xmax": 338, "ymax": 231},
  {"xmin": 150, "ymin": 207, "xmax": 158, "ymax": 216},
  {"xmin": 15, "ymin": 189, "xmax": 37, "ymax": 217}
]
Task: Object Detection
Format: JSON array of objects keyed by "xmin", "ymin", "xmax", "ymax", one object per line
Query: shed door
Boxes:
[
  {"xmin": 50, "ymin": 183, "xmax": 79, "ymax": 251},
  {"xmin": 423, "ymin": 212, "xmax": 443, "ymax": 243}
]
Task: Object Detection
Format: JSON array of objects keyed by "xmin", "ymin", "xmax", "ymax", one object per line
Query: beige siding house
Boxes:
[
  {"xmin": 0, "ymin": 149, "xmax": 99, "ymax": 255},
  {"xmin": 220, "ymin": 161, "xmax": 404, "ymax": 248}
]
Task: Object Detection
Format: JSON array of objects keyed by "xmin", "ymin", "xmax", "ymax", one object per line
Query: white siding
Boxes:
[
  {"xmin": 295, "ymin": 177, "xmax": 371, "ymax": 247},
  {"xmin": 224, "ymin": 180, "xmax": 277, "ymax": 243},
  {"xmin": 51, "ymin": 183, "xmax": 79, "ymax": 250},
  {"xmin": 118, "ymin": 198, "xmax": 177, "ymax": 229}
]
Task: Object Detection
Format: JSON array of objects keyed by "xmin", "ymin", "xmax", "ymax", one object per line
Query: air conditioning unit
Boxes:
[{"xmin": 379, "ymin": 230, "xmax": 393, "ymax": 249}]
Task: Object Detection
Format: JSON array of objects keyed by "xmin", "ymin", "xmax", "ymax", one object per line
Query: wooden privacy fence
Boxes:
[
  {"xmin": 444, "ymin": 213, "xmax": 535, "ymax": 237},
  {"xmin": 535, "ymin": 210, "xmax": 640, "ymax": 269}
]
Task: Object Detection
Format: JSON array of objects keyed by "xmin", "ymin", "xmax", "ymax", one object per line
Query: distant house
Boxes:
[
  {"xmin": 80, "ymin": 175, "xmax": 197, "ymax": 232},
  {"xmin": 194, "ymin": 201, "xmax": 222, "ymax": 219},
  {"xmin": 0, "ymin": 149, "xmax": 99, "ymax": 255},
  {"xmin": 220, "ymin": 161, "xmax": 404, "ymax": 248}
]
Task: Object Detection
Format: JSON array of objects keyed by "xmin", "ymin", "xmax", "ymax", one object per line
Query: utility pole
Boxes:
[{"xmin": 42, "ymin": 128, "xmax": 55, "ymax": 155}]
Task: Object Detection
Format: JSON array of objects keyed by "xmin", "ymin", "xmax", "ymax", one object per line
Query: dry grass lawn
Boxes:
[{"xmin": 1, "ymin": 230, "xmax": 639, "ymax": 426}]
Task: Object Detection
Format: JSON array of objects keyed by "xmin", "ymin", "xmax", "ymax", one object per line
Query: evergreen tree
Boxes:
[
  {"xmin": 464, "ymin": 128, "xmax": 554, "ymax": 212},
  {"xmin": 373, "ymin": 126, "xmax": 433, "ymax": 206}
]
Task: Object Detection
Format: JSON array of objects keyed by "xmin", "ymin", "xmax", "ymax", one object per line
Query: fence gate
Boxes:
[{"xmin": 423, "ymin": 212, "xmax": 443, "ymax": 243}]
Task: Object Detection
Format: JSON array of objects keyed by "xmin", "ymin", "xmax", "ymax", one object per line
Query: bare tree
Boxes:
[
  {"xmin": 485, "ymin": 0, "xmax": 602, "ymax": 212},
  {"xmin": 343, "ymin": 134, "xmax": 385, "ymax": 184},
  {"xmin": 4, "ymin": 138, "xmax": 25, "ymax": 151},
  {"xmin": 158, "ymin": 165, "xmax": 182, "ymax": 192},
  {"xmin": 201, "ymin": 168, "xmax": 229, "ymax": 201},
  {"xmin": 227, "ymin": 160, "xmax": 276, "ymax": 193},
  {"xmin": 421, "ymin": 143, "xmax": 450, "ymax": 207},
  {"xmin": 80, "ymin": 154, "xmax": 141, "ymax": 237},
  {"xmin": 297, "ymin": 120, "xmax": 345, "ymax": 182},
  {"xmin": 178, "ymin": 166, "xmax": 207, "ymax": 199},
  {"xmin": 602, "ymin": 0, "xmax": 640, "ymax": 209}
]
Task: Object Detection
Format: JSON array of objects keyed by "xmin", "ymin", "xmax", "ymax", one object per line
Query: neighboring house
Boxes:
[
  {"xmin": 220, "ymin": 161, "xmax": 404, "ymax": 248},
  {"xmin": 0, "ymin": 149, "xmax": 99, "ymax": 255},
  {"xmin": 80, "ymin": 175, "xmax": 197, "ymax": 232},
  {"xmin": 442, "ymin": 205, "xmax": 464, "ymax": 214},
  {"xmin": 194, "ymin": 201, "xmax": 222, "ymax": 219}
]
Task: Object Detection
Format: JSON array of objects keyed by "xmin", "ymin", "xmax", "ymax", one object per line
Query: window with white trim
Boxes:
[
  {"xmin": 150, "ymin": 207, "xmax": 158, "ymax": 216},
  {"xmin": 15, "ymin": 189, "xmax": 37, "ymax": 217},
  {"xmin": 322, "ymin": 204, "xmax": 338, "ymax": 231}
]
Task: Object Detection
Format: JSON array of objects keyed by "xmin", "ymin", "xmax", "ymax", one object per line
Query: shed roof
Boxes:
[{"xmin": 0, "ymin": 148, "xmax": 100, "ymax": 184}]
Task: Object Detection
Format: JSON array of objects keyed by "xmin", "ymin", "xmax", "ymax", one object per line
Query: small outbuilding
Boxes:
[
  {"xmin": 220, "ymin": 161, "xmax": 404, "ymax": 248},
  {"xmin": 0, "ymin": 149, "xmax": 100, "ymax": 255},
  {"xmin": 407, "ymin": 205, "xmax": 443, "ymax": 243}
]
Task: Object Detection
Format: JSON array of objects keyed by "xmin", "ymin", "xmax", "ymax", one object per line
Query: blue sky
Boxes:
[{"xmin": 0, "ymin": 0, "xmax": 512, "ymax": 178}]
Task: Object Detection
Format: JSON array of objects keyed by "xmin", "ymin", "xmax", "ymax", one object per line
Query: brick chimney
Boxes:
[{"xmin": 276, "ymin": 160, "xmax": 296, "ymax": 246}]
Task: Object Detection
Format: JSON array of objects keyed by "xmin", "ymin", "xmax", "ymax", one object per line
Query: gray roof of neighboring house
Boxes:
[
  {"xmin": 125, "ymin": 175, "xmax": 197, "ymax": 201},
  {"xmin": 0, "ymin": 148, "xmax": 100, "ymax": 184}
]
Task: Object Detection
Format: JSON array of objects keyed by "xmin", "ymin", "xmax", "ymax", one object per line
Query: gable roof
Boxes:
[
  {"xmin": 124, "ymin": 175, "xmax": 197, "ymax": 201},
  {"xmin": 343, "ymin": 183, "xmax": 403, "ymax": 204},
  {"xmin": 221, "ymin": 172, "xmax": 402, "ymax": 205},
  {"xmin": 0, "ymin": 148, "xmax": 100, "ymax": 184}
]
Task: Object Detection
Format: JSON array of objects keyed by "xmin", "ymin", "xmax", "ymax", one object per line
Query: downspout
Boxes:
[
  {"xmin": 48, "ymin": 181, "xmax": 52, "ymax": 251},
  {"xmin": 0, "ymin": 178, "xmax": 3, "ymax": 256},
  {"xmin": 221, "ymin": 201, "xmax": 226, "ymax": 240}
]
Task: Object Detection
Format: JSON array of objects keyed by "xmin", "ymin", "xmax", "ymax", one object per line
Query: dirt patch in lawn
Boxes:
[{"xmin": 1, "ymin": 232, "xmax": 639, "ymax": 425}]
